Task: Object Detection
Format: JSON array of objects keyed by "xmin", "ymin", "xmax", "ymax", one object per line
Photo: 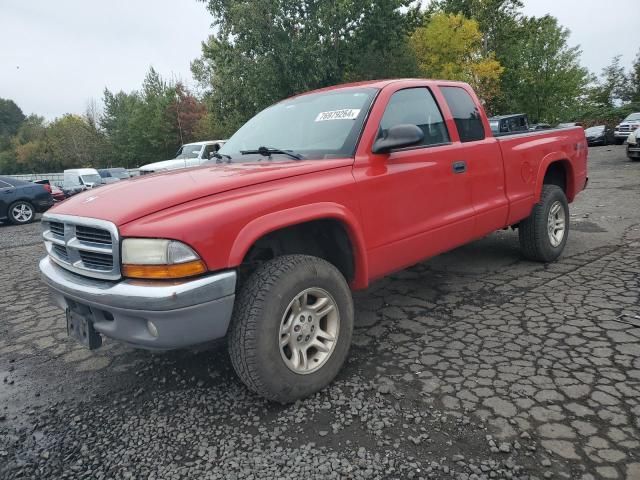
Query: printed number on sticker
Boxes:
[{"xmin": 315, "ymin": 109, "xmax": 361, "ymax": 122}]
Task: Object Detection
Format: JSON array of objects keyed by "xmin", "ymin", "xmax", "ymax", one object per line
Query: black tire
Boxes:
[
  {"xmin": 8, "ymin": 200, "xmax": 35, "ymax": 225},
  {"xmin": 228, "ymin": 254, "xmax": 354, "ymax": 403},
  {"xmin": 519, "ymin": 185, "xmax": 569, "ymax": 263}
]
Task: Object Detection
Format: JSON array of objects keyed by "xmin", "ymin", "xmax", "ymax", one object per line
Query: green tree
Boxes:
[
  {"xmin": 46, "ymin": 114, "xmax": 106, "ymax": 170},
  {"xmin": 100, "ymin": 89, "xmax": 143, "ymax": 168},
  {"xmin": 626, "ymin": 49, "xmax": 640, "ymax": 103},
  {"xmin": 0, "ymin": 98, "xmax": 26, "ymax": 137},
  {"xmin": 101, "ymin": 68, "xmax": 209, "ymax": 167},
  {"xmin": 192, "ymin": 0, "xmax": 419, "ymax": 132},
  {"xmin": 496, "ymin": 15, "xmax": 589, "ymax": 122},
  {"xmin": 410, "ymin": 13, "xmax": 504, "ymax": 107},
  {"xmin": 588, "ymin": 56, "xmax": 630, "ymax": 107},
  {"xmin": 9, "ymin": 115, "xmax": 48, "ymax": 173}
]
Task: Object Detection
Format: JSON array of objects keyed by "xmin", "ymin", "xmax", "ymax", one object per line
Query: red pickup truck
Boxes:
[{"xmin": 40, "ymin": 79, "xmax": 587, "ymax": 402}]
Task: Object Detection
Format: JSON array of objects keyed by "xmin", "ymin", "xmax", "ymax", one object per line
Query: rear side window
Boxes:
[
  {"xmin": 441, "ymin": 87, "xmax": 485, "ymax": 142},
  {"xmin": 378, "ymin": 88, "xmax": 450, "ymax": 147}
]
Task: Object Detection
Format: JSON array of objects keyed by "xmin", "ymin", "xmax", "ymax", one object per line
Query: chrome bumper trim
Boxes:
[{"xmin": 39, "ymin": 256, "xmax": 236, "ymax": 311}]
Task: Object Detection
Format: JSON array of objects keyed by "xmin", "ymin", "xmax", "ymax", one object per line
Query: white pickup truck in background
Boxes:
[
  {"xmin": 138, "ymin": 140, "xmax": 226, "ymax": 175},
  {"xmin": 614, "ymin": 112, "xmax": 640, "ymax": 144}
]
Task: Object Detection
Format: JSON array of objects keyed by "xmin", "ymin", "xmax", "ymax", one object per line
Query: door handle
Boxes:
[{"xmin": 452, "ymin": 161, "xmax": 467, "ymax": 174}]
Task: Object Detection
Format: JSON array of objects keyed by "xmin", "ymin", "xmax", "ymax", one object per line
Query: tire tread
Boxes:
[
  {"xmin": 228, "ymin": 255, "xmax": 340, "ymax": 400},
  {"xmin": 519, "ymin": 184, "xmax": 567, "ymax": 262}
]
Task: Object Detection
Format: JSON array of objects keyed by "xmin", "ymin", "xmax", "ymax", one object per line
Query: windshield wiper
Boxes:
[{"xmin": 240, "ymin": 146, "xmax": 303, "ymax": 161}]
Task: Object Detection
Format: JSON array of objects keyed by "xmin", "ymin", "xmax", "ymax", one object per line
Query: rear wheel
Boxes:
[
  {"xmin": 519, "ymin": 185, "xmax": 569, "ymax": 262},
  {"xmin": 8, "ymin": 201, "xmax": 35, "ymax": 225},
  {"xmin": 228, "ymin": 255, "xmax": 354, "ymax": 403}
]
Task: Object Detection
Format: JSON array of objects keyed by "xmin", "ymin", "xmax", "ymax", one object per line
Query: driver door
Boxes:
[{"xmin": 354, "ymin": 86, "xmax": 476, "ymax": 280}]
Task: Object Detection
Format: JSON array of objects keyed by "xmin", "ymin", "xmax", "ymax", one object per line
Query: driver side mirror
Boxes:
[{"xmin": 372, "ymin": 124, "xmax": 425, "ymax": 154}]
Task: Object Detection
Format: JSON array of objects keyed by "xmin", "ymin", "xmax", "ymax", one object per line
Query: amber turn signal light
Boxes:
[{"xmin": 122, "ymin": 260, "xmax": 207, "ymax": 280}]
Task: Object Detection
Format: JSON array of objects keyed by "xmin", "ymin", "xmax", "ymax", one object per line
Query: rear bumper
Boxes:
[
  {"xmin": 35, "ymin": 197, "xmax": 55, "ymax": 212},
  {"xmin": 39, "ymin": 256, "xmax": 237, "ymax": 350}
]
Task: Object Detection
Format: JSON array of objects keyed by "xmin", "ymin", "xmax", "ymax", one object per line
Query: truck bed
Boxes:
[{"xmin": 495, "ymin": 126, "xmax": 588, "ymax": 225}]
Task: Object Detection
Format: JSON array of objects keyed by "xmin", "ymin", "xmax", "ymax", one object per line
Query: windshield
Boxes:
[
  {"xmin": 585, "ymin": 126, "xmax": 604, "ymax": 134},
  {"xmin": 623, "ymin": 113, "xmax": 640, "ymax": 122},
  {"xmin": 80, "ymin": 174, "xmax": 102, "ymax": 185},
  {"xmin": 218, "ymin": 87, "xmax": 377, "ymax": 161},
  {"xmin": 175, "ymin": 144, "xmax": 203, "ymax": 159},
  {"xmin": 112, "ymin": 170, "xmax": 130, "ymax": 179}
]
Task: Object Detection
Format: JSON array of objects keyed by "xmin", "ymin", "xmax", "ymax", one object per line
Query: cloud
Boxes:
[
  {"xmin": 1, "ymin": 0, "xmax": 635, "ymax": 120},
  {"xmin": 0, "ymin": 0, "xmax": 212, "ymax": 119}
]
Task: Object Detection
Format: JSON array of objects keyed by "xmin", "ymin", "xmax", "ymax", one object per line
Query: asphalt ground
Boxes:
[{"xmin": 1, "ymin": 145, "xmax": 639, "ymax": 479}]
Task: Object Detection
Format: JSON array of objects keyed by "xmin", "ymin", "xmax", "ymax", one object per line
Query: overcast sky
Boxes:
[{"xmin": 0, "ymin": 0, "xmax": 636, "ymax": 120}]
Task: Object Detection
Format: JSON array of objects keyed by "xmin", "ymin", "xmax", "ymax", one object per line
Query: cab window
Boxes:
[
  {"xmin": 440, "ymin": 86, "xmax": 485, "ymax": 142},
  {"xmin": 378, "ymin": 88, "xmax": 450, "ymax": 147}
]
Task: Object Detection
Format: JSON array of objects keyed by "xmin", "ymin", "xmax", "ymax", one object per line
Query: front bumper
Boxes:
[
  {"xmin": 39, "ymin": 256, "xmax": 237, "ymax": 350},
  {"xmin": 628, "ymin": 145, "xmax": 640, "ymax": 158},
  {"xmin": 615, "ymin": 132, "xmax": 631, "ymax": 141}
]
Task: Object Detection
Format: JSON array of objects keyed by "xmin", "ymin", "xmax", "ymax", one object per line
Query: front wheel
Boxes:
[
  {"xmin": 519, "ymin": 185, "xmax": 569, "ymax": 262},
  {"xmin": 8, "ymin": 201, "xmax": 35, "ymax": 225},
  {"xmin": 228, "ymin": 255, "xmax": 354, "ymax": 403}
]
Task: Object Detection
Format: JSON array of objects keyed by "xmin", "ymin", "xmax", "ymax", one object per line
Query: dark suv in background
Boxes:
[{"xmin": 0, "ymin": 176, "xmax": 53, "ymax": 225}]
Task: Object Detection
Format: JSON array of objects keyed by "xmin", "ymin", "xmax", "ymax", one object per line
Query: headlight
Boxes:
[{"xmin": 121, "ymin": 238, "xmax": 206, "ymax": 279}]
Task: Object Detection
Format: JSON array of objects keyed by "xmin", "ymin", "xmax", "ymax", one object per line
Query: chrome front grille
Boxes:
[
  {"xmin": 42, "ymin": 214, "xmax": 120, "ymax": 280},
  {"xmin": 52, "ymin": 244, "xmax": 69, "ymax": 261},
  {"xmin": 76, "ymin": 225, "xmax": 113, "ymax": 245},
  {"xmin": 79, "ymin": 251, "xmax": 113, "ymax": 270},
  {"xmin": 49, "ymin": 221, "xmax": 65, "ymax": 238}
]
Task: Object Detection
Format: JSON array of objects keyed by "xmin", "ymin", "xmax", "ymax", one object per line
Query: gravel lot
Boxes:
[{"xmin": 1, "ymin": 145, "xmax": 639, "ymax": 480}]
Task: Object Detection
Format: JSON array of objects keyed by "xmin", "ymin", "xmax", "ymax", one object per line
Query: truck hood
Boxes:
[
  {"xmin": 49, "ymin": 159, "xmax": 353, "ymax": 226},
  {"xmin": 139, "ymin": 158, "xmax": 191, "ymax": 171}
]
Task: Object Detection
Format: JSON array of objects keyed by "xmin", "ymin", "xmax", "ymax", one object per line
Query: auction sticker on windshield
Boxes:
[{"xmin": 315, "ymin": 109, "xmax": 361, "ymax": 122}]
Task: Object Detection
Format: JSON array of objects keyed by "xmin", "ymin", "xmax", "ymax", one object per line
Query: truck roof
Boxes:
[
  {"xmin": 286, "ymin": 78, "xmax": 472, "ymax": 100},
  {"xmin": 184, "ymin": 140, "xmax": 226, "ymax": 146}
]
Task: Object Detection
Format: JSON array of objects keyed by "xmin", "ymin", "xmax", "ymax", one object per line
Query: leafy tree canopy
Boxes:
[
  {"xmin": 192, "ymin": 0, "xmax": 420, "ymax": 133},
  {"xmin": 410, "ymin": 13, "xmax": 504, "ymax": 108},
  {"xmin": 0, "ymin": 98, "xmax": 26, "ymax": 137}
]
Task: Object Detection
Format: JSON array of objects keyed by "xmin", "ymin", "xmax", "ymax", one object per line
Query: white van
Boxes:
[
  {"xmin": 63, "ymin": 168, "xmax": 103, "ymax": 194},
  {"xmin": 138, "ymin": 140, "xmax": 226, "ymax": 175}
]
